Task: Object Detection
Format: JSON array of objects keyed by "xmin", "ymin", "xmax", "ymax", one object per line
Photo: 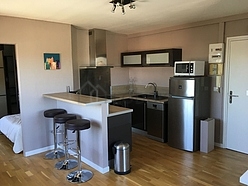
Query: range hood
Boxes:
[{"xmin": 80, "ymin": 29, "xmax": 112, "ymax": 68}]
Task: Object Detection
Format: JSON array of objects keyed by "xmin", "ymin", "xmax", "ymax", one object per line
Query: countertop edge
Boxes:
[
  {"xmin": 108, "ymin": 105, "xmax": 133, "ymax": 117},
  {"xmin": 43, "ymin": 92, "xmax": 112, "ymax": 106}
]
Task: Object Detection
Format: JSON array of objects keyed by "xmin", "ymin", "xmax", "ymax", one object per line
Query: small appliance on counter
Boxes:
[{"xmin": 174, "ymin": 61, "xmax": 205, "ymax": 76}]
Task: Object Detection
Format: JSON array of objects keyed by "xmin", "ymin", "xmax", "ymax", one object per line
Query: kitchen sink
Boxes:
[{"xmin": 132, "ymin": 94, "xmax": 168, "ymax": 100}]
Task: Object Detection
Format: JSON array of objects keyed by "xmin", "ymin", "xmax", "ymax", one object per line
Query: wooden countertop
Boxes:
[
  {"xmin": 108, "ymin": 105, "xmax": 133, "ymax": 117},
  {"xmin": 43, "ymin": 92, "xmax": 133, "ymax": 117},
  {"xmin": 43, "ymin": 92, "xmax": 112, "ymax": 106}
]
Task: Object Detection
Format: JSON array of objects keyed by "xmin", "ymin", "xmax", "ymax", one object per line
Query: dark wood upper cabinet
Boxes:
[
  {"xmin": 121, "ymin": 51, "xmax": 143, "ymax": 67},
  {"xmin": 121, "ymin": 48, "xmax": 182, "ymax": 67}
]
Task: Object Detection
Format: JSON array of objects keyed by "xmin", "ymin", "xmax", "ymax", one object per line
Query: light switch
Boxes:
[{"xmin": 246, "ymin": 90, "xmax": 248, "ymax": 96}]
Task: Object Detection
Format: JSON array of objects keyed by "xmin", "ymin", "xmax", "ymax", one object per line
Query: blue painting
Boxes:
[{"xmin": 44, "ymin": 53, "xmax": 60, "ymax": 70}]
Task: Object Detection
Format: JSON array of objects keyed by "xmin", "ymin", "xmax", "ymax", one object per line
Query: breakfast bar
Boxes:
[{"xmin": 43, "ymin": 92, "xmax": 133, "ymax": 174}]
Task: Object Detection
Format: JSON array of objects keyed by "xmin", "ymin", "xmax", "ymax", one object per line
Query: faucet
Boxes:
[{"xmin": 145, "ymin": 82, "xmax": 158, "ymax": 98}]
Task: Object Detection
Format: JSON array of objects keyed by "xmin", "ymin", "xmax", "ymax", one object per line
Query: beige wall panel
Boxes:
[
  {"xmin": 127, "ymin": 23, "xmax": 223, "ymax": 143},
  {"xmin": 225, "ymin": 18, "xmax": 248, "ymax": 38},
  {"xmin": 71, "ymin": 27, "xmax": 89, "ymax": 89},
  {"xmin": 106, "ymin": 32, "xmax": 128, "ymax": 67},
  {"xmin": 0, "ymin": 16, "xmax": 73, "ymax": 154},
  {"xmin": 127, "ymin": 24, "xmax": 219, "ymax": 61}
]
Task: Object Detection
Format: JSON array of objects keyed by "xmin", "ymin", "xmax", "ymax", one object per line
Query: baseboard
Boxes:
[
  {"xmin": 214, "ymin": 142, "xmax": 224, "ymax": 148},
  {"xmin": 24, "ymin": 146, "xmax": 109, "ymax": 174},
  {"xmin": 132, "ymin": 128, "xmax": 147, "ymax": 136},
  {"xmin": 24, "ymin": 145, "xmax": 53, "ymax": 157},
  {"xmin": 68, "ymin": 149, "xmax": 110, "ymax": 174}
]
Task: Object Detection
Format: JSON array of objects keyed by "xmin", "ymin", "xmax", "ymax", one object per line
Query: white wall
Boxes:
[
  {"xmin": 125, "ymin": 15, "xmax": 248, "ymax": 144},
  {"xmin": 114, "ymin": 24, "xmax": 219, "ymax": 90},
  {"xmin": 129, "ymin": 67, "xmax": 174, "ymax": 87},
  {"xmin": 110, "ymin": 67, "xmax": 129, "ymax": 86},
  {"xmin": 0, "ymin": 16, "xmax": 73, "ymax": 155},
  {"xmin": 126, "ymin": 23, "xmax": 222, "ymax": 143},
  {"xmin": 2, "ymin": 14, "xmax": 247, "ymax": 152},
  {"xmin": 71, "ymin": 27, "xmax": 89, "ymax": 90}
]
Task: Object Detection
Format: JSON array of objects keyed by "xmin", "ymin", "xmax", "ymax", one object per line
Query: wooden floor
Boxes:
[{"xmin": 0, "ymin": 133, "xmax": 247, "ymax": 186}]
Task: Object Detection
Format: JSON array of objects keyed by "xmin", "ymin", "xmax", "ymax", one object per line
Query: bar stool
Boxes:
[
  {"xmin": 65, "ymin": 119, "xmax": 93, "ymax": 183},
  {"xmin": 43, "ymin": 108, "xmax": 67, "ymax": 159},
  {"xmin": 54, "ymin": 113, "xmax": 78, "ymax": 170},
  {"xmin": 55, "ymin": 114, "xmax": 78, "ymax": 170}
]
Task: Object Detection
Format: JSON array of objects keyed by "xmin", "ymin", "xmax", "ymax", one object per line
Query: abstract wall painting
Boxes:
[{"xmin": 44, "ymin": 53, "xmax": 60, "ymax": 70}]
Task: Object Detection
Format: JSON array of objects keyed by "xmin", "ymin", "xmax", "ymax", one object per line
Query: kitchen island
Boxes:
[{"xmin": 43, "ymin": 92, "xmax": 133, "ymax": 174}]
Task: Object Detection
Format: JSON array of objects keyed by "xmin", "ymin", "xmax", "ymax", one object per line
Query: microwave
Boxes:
[{"xmin": 174, "ymin": 61, "xmax": 205, "ymax": 76}]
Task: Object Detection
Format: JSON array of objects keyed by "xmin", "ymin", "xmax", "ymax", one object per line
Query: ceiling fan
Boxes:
[{"xmin": 109, "ymin": 0, "xmax": 136, "ymax": 15}]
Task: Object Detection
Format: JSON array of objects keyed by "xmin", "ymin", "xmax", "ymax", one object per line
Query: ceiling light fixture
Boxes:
[{"xmin": 110, "ymin": 0, "xmax": 136, "ymax": 15}]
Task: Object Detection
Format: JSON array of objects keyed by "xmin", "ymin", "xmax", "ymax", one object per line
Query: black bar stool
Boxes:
[
  {"xmin": 66, "ymin": 119, "xmax": 93, "ymax": 183},
  {"xmin": 43, "ymin": 108, "xmax": 67, "ymax": 159},
  {"xmin": 54, "ymin": 113, "xmax": 78, "ymax": 170}
]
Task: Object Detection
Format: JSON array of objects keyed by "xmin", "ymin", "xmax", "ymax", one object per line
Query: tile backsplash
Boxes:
[{"xmin": 111, "ymin": 84, "xmax": 169, "ymax": 96}]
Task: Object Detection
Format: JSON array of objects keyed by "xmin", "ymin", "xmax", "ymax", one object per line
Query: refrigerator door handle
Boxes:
[
  {"xmin": 170, "ymin": 95, "xmax": 194, "ymax": 99},
  {"xmin": 229, "ymin": 91, "xmax": 239, "ymax": 104}
]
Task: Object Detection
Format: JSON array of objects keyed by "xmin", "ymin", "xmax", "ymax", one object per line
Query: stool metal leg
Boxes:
[
  {"xmin": 55, "ymin": 127, "xmax": 78, "ymax": 170},
  {"xmin": 67, "ymin": 130, "xmax": 93, "ymax": 183},
  {"xmin": 45, "ymin": 121, "xmax": 65, "ymax": 159}
]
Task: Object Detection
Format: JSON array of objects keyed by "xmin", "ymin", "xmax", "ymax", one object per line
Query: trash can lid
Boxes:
[{"xmin": 114, "ymin": 141, "xmax": 129, "ymax": 150}]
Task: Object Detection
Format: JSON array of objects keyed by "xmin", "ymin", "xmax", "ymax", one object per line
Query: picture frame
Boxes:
[{"xmin": 44, "ymin": 53, "xmax": 60, "ymax": 70}]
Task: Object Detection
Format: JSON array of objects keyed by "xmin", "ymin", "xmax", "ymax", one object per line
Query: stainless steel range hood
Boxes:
[
  {"xmin": 79, "ymin": 28, "xmax": 126, "ymax": 68},
  {"xmin": 79, "ymin": 29, "xmax": 112, "ymax": 68},
  {"xmin": 89, "ymin": 29, "xmax": 107, "ymax": 67}
]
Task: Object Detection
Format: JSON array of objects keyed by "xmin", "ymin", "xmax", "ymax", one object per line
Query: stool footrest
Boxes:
[{"xmin": 58, "ymin": 139, "xmax": 76, "ymax": 146}]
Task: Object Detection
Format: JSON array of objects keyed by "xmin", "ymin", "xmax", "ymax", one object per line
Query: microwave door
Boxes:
[{"xmin": 175, "ymin": 63, "xmax": 190, "ymax": 76}]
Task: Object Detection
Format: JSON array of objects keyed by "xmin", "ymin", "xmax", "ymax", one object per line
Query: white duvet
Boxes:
[{"xmin": 0, "ymin": 114, "xmax": 23, "ymax": 153}]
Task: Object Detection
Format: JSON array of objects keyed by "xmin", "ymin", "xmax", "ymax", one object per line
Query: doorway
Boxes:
[
  {"xmin": 224, "ymin": 35, "xmax": 248, "ymax": 154},
  {"xmin": 0, "ymin": 44, "xmax": 20, "ymax": 117}
]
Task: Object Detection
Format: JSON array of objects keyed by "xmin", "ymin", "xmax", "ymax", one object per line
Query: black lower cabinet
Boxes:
[
  {"xmin": 110, "ymin": 98, "xmax": 168, "ymax": 144},
  {"xmin": 108, "ymin": 113, "xmax": 132, "ymax": 168},
  {"xmin": 124, "ymin": 99, "xmax": 146, "ymax": 131},
  {"xmin": 111, "ymin": 99, "xmax": 146, "ymax": 131},
  {"xmin": 110, "ymin": 99, "xmax": 125, "ymax": 107}
]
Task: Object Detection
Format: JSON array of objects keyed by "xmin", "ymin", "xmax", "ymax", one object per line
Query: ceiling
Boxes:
[{"xmin": 1, "ymin": 0, "xmax": 248, "ymax": 35}]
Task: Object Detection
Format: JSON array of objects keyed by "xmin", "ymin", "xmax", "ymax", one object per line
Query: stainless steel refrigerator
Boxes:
[
  {"xmin": 168, "ymin": 76, "xmax": 210, "ymax": 152},
  {"xmin": 0, "ymin": 51, "xmax": 7, "ymax": 118}
]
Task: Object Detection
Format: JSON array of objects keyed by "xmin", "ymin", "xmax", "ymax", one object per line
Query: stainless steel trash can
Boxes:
[{"xmin": 113, "ymin": 141, "xmax": 131, "ymax": 175}]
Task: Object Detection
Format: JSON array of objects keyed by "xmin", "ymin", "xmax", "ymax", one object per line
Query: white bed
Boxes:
[{"xmin": 0, "ymin": 114, "xmax": 23, "ymax": 153}]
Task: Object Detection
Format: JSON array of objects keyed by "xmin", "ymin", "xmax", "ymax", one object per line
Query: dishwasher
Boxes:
[{"xmin": 146, "ymin": 101, "xmax": 168, "ymax": 142}]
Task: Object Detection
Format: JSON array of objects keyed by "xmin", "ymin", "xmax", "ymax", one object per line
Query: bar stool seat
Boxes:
[
  {"xmin": 43, "ymin": 108, "xmax": 67, "ymax": 160},
  {"xmin": 66, "ymin": 119, "xmax": 93, "ymax": 183},
  {"xmin": 66, "ymin": 119, "xmax": 90, "ymax": 130},
  {"xmin": 54, "ymin": 113, "xmax": 78, "ymax": 170},
  {"xmin": 54, "ymin": 114, "xmax": 77, "ymax": 123},
  {"xmin": 44, "ymin": 109, "xmax": 67, "ymax": 118}
]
